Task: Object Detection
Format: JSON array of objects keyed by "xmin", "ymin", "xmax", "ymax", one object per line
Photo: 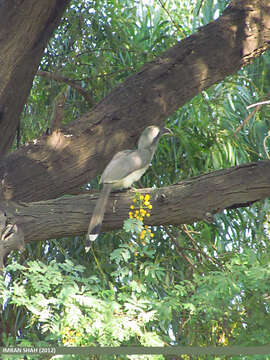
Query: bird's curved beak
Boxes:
[{"xmin": 161, "ymin": 127, "xmax": 173, "ymax": 136}]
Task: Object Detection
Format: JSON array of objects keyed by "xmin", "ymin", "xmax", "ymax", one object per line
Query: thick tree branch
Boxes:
[
  {"xmin": 0, "ymin": 0, "xmax": 270, "ymax": 203},
  {"xmin": 1, "ymin": 161, "xmax": 269, "ymax": 258},
  {"xmin": 0, "ymin": 0, "xmax": 70, "ymax": 155}
]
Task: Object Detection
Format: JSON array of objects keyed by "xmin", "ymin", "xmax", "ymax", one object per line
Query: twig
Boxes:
[
  {"xmin": 157, "ymin": 0, "xmax": 186, "ymax": 36},
  {"xmin": 182, "ymin": 224, "xmax": 201, "ymax": 263},
  {"xmin": 234, "ymin": 106, "xmax": 260, "ymax": 136},
  {"xmin": 247, "ymin": 100, "xmax": 270, "ymax": 109},
  {"xmin": 263, "ymin": 131, "xmax": 270, "ymax": 159},
  {"xmin": 37, "ymin": 70, "xmax": 93, "ymax": 106},
  {"xmin": 182, "ymin": 224, "xmax": 221, "ymax": 267},
  {"xmin": 50, "ymin": 87, "xmax": 69, "ymax": 131},
  {"xmin": 164, "ymin": 225, "xmax": 196, "ymax": 269},
  {"xmin": 234, "ymin": 90, "xmax": 270, "ymax": 135},
  {"xmin": 196, "ymin": 0, "xmax": 205, "ymax": 16}
]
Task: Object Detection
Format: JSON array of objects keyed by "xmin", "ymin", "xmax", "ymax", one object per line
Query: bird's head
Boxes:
[{"xmin": 138, "ymin": 125, "xmax": 173, "ymax": 149}]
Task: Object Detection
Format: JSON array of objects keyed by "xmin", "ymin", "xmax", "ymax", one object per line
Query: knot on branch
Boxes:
[{"xmin": 0, "ymin": 209, "xmax": 25, "ymax": 268}]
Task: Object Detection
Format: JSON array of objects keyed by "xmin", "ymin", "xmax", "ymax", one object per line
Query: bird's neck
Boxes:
[{"xmin": 137, "ymin": 144, "xmax": 158, "ymax": 166}]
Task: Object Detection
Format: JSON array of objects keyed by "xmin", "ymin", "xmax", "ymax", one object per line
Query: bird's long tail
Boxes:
[{"xmin": 85, "ymin": 183, "xmax": 112, "ymax": 252}]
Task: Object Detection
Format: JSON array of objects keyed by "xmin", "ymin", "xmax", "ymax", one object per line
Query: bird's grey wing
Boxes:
[{"xmin": 101, "ymin": 149, "xmax": 145, "ymax": 183}]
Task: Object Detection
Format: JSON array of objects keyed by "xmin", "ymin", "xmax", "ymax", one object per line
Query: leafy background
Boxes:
[{"xmin": 2, "ymin": 0, "xmax": 270, "ymax": 359}]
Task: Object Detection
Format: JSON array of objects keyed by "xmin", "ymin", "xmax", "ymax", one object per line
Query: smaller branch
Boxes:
[
  {"xmin": 157, "ymin": 0, "xmax": 186, "ymax": 36},
  {"xmin": 247, "ymin": 100, "xmax": 270, "ymax": 109},
  {"xmin": 196, "ymin": 0, "xmax": 205, "ymax": 16},
  {"xmin": 50, "ymin": 87, "xmax": 68, "ymax": 131},
  {"xmin": 37, "ymin": 70, "xmax": 93, "ymax": 106},
  {"xmin": 234, "ymin": 106, "xmax": 260, "ymax": 135},
  {"xmin": 182, "ymin": 224, "xmax": 222, "ymax": 267},
  {"xmin": 181, "ymin": 224, "xmax": 201, "ymax": 263},
  {"xmin": 263, "ymin": 131, "xmax": 270, "ymax": 160},
  {"xmin": 234, "ymin": 90, "xmax": 270, "ymax": 135},
  {"xmin": 164, "ymin": 225, "xmax": 196, "ymax": 269}
]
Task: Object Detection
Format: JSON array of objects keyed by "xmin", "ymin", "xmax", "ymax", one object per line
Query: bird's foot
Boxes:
[{"xmin": 112, "ymin": 188, "xmax": 130, "ymax": 193}]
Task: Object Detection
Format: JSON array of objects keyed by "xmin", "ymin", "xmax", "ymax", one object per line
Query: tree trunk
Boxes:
[{"xmin": 0, "ymin": 0, "xmax": 70, "ymax": 155}]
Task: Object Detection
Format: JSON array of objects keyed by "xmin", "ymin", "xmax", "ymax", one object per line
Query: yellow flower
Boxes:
[
  {"xmin": 144, "ymin": 201, "xmax": 150, "ymax": 206},
  {"xmin": 150, "ymin": 233, "xmax": 154, "ymax": 238},
  {"xmin": 129, "ymin": 212, "xmax": 133, "ymax": 219},
  {"xmin": 140, "ymin": 195, "xmax": 144, "ymax": 201},
  {"xmin": 140, "ymin": 208, "xmax": 146, "ymax": 215},
  {"xmin": 140, "ymin": 230, "xmax": 146, "ymax": 239},
  {"xmin": 133, "ymin": 198, "xmax": 137, "ymax": 203},
  {"xmin": 145, "ymin": 194, "xmax": 150, "ymax": 201},
  {"xmin": 148, "ymin": 204, "xmax": 152, "ymax": 210},
  {"xmin": 146, "ymin": 213, "xmax": 150, "ymax": 217},
  {"xmin": 130, "ymin": 205, "xmax": 134, "ymax": 209}
]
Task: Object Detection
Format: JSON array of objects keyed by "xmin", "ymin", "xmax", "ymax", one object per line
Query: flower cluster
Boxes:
[
  {"xmin": 61, "ymin": 326, "xmax": 81, "ymax": 345},
  {"xmin": 129, "ymin": 194, "xmax": 154, "ymax": 241}
]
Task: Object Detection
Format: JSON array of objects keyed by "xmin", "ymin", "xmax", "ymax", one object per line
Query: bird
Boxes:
[{"xmin": 85, "ymin": 125, "xmax": 172, "ymax": 252}]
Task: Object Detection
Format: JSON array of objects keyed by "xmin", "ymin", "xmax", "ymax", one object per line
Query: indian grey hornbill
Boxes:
[{"xmin": 85, "ymin": 125, "xmax": 172, "ymax": 252}]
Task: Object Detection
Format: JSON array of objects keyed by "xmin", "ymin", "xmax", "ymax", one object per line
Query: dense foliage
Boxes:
[{"xmin": 1, "ymin": 0, "xmax": 270, "ymax": 359}]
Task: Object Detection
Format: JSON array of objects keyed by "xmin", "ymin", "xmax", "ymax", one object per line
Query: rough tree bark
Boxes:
[
  {"xmin": 1, "ymin": 161, "xmax": 270, "ymax": 263},
  {"xmin": 0, "ymin": 1, "xmax": 270, "ymax": 261},
  {"xmin": 0, "ymin": 0, "xmax": 70, "ymax": 155}
]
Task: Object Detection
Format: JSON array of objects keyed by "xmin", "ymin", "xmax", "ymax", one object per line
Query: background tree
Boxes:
[{"xmin": 1, "ymin": 0, "xmax": 270, "ymax": 359}]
